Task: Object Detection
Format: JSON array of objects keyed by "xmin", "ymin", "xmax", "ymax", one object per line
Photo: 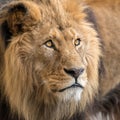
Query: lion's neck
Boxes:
[{"xmin": 26, "ymin": 99, "xmax": 80, "ymax": 120}]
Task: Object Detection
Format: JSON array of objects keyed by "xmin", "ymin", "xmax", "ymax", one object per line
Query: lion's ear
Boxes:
[{"xmin": 0, "ymin": 1, "xmax": 41, "ymax": 45}]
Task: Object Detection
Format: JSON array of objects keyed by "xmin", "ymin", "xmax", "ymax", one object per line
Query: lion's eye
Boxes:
[
  {"xmin": 45, "ymin": 40, "xmax": 55, "ymax": 48},
  {"xmin": 74, "ymin": 38, "xmax": 81, "ymax": 46}
]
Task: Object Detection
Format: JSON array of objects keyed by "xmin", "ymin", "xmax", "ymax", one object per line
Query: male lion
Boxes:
[{"xmin": 0, "ymin": 0, "xmax": 120, "ymax": 120}]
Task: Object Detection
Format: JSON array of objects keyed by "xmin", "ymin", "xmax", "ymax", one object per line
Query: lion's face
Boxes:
[
  {"xmin": 0, "ymin": 0, "xmax": 101, "ymax": 120},
  {"xmin": 33, "ymin": 25, "xmax": 88, "ymax": 102}
]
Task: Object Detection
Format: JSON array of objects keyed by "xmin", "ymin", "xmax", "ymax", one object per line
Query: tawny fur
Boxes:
[
  {"xmin": 0, "ymin": 0, "xmax": 120, "ymax": 120},
  {"xmin": 85, "ymin": 0, "xmax": 120, "ymax": 96}
]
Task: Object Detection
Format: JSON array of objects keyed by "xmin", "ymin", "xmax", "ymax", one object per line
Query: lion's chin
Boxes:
[{"xmin": 58, "ymin": 87, "xmax": 83, "ymax": 102}]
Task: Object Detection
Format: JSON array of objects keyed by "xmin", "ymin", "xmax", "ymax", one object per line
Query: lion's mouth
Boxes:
[{"xmin": 58, "ymin": 83, "xmax": 84, "ymax": 92}]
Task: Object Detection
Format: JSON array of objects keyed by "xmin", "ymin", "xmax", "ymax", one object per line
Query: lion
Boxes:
[{"xmin": 0, "ymin": 0, "xmax": 120, "ymax": 120}]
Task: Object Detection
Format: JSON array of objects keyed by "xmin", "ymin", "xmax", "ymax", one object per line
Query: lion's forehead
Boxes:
[{"xmin": 49, "ymin": 27, "xmax": 79, "ymax": 39}]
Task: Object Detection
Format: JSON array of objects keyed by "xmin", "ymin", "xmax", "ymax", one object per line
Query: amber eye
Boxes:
[
  {"xmin": 45, "ymin": 40, "xmax": 55, "ymax": 48},
  {"xmin": 74, "ymin": 38, "xmax": 81, "ymax": 46}
]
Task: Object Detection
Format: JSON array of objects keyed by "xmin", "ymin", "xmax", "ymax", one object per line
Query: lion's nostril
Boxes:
[{"xmin": 64, "ymin": 68, "xmax": 84, "ymax": 79}]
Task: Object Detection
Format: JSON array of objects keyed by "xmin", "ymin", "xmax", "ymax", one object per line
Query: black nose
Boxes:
[{"xmin": 64, "ymin": 68, "xmax": 84, "ymax": 79}]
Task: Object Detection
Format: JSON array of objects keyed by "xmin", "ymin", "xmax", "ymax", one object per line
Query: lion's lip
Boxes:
[{"xmin": 58, "ymin": 83, "xmax": 84, "ymax": 92}]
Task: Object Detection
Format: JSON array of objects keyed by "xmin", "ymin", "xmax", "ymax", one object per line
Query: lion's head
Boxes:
[{"xmin": 0, "ymin": 0, "xmax": 101, "ymax": 120}]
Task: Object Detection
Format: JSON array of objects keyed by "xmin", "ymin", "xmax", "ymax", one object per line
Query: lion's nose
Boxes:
[{"xmin": 64, "ymin": 68, "xmax": 84, "ymax": 79}]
